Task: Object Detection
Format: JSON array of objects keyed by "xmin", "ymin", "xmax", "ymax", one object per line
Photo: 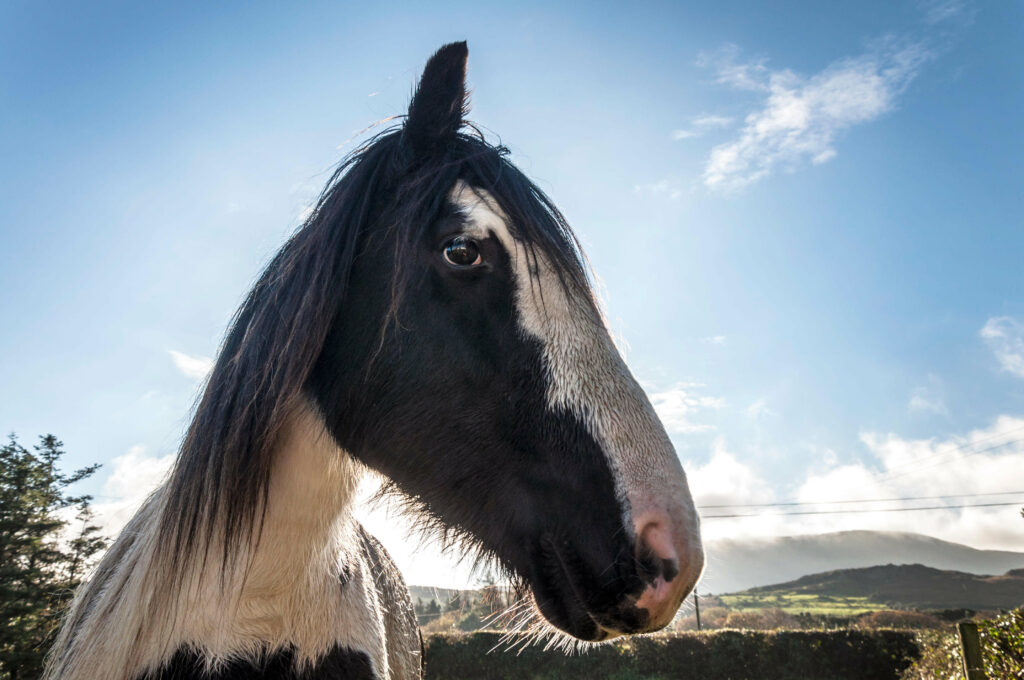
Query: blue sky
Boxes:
[{"xmin": 2, "ymin": 1, "xmax": 1022, "ymax": 586}]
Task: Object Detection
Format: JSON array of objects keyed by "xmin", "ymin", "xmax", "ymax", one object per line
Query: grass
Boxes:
[{"xmin": 718, "ymin": 591, "xmax": 889, "ymax": 616}]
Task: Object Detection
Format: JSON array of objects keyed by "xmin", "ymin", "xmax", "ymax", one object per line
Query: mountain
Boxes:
[
  {"xmin": 725, "ymin": 563, "xmax": 1024, "ymax": 611},
  {"xmin": 701, "ymin": 531, "xmax": 1024, "ymax": 594}
]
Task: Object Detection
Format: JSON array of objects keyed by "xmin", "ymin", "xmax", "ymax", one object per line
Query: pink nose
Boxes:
[{"xmin": 632, "ymin": 511, "xmax": 701, "ymax": 630}]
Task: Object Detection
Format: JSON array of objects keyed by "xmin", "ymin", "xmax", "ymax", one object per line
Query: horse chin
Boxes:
[
  {"xmin": 530, "ymin": 587, "xmax": 601, "ymax": 641},
  {"xmin": 529, "ymin": 583, "xmax": 650, "ymax": 643},
  {"xmin": 526, "ymin": 544, "xmax": 650, "ymax": 642}
]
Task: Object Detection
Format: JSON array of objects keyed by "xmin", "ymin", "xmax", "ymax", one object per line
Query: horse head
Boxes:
[{"xmin": 309, "ymin": 42, "xmax": 704, "ymax": 641}]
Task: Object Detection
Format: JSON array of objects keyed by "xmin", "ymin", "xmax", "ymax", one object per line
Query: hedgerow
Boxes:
[
  {"xmin": 900, "ymin": 609, "xmax": 1024, "ymax": 680},
  {"xmin": 423, "ymin": 629, "xmax": 920, "ymax": 680},
  {"xmin": 978, "ymin": 609, "xmax": 1024, "ymax": 679}
]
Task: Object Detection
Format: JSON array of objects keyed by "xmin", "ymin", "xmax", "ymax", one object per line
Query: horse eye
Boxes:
[{"xmin": 443, "ymin": 237, "xmax": 482, "ymax": 267}]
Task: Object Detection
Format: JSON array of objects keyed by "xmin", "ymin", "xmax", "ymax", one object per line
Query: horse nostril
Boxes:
[
  {"xmin": 660, "ymin": 556, "xmax": 679, "ymax": 583},
  {"xmin": 635, "ymin": 515, "xmax": 680, "ymax": 580},
  {"xmin": 635, "ymin": 538, "xmax": 679, "ymax": 585}
]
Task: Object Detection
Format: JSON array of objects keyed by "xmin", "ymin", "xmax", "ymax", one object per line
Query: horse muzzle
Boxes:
[{"xmin": 530, "ymin": 507, "xmax": 703, "ymax": 641}]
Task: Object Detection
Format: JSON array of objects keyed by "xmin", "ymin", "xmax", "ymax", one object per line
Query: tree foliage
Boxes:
[{"xmin": 0, "ymin": 434, "xmax": 107, "ymax": 680}]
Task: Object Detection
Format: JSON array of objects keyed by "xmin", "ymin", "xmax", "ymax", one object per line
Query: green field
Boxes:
[{"xmin": 718, "ymin": 591, "xmax": 888, "ymax": 616}]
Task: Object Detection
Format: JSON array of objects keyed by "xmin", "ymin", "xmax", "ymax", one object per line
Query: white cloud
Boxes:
[
  {"xmin": 701, "ymin": 335, "xmax": 727, "ymax": 345},
  {"xmin": 650, "ymin": 384, "xmax": 725, "ymax": 434},
  {"xmin": 671, "ymin": 114, "xmax": 735, "ymax": 141},
  {"xmin": 687, "ymin": 438, "xmax": 776, "ymax": 508},
  {"xmin": 91, "ymin": 445, "xmax": 175, "ymax": 539},
  {"xmin": 168, "ymin": 349, "xmax": 214, "ymax": 381},
  {"xmin": 700, "ymin": 39, "xmax": 932, "ymax": 192},
  {"xmin": 692, "ymin": 415, "xmax": 1024, "ymax": 552},
  {"xmin": 102, "ymin": 445, "xmax": 173, "ymax": 499},
  {"xmin": 980, "ymin": 316, "xmax": 1024, "ymax": 378}
]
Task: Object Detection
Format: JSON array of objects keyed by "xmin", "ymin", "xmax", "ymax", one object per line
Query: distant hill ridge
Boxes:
[
  {"xmin": 735, "ymin": 562, "xmax": 1024, "ymax": 611},
  {"xmin": 701, "ymin": 530, "xmax": 1024, "ymax": 593}
]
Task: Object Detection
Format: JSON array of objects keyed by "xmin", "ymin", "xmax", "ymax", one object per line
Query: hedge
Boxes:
[{"xmin": 423, "ymin": 630, "xmax": 921, "ymax": 680}]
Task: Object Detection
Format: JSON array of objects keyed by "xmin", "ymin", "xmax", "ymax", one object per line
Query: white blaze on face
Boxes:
[{"xmin": 450, "ymin": 181, "xmax": 704, "ymax": 613}]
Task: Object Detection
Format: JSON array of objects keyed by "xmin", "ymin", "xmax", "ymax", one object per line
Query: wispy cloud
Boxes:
[
  {"xmin": 650, "ymin": 383, "xmax": 725, "ymax": 433},
  {"xmin": 909, "ymin": 389, "xmax": 947, "ymax": 415},
  {"xmin": 908, "ymin": 375, "xmax": 948, "ymax": 415},
  {"xmin": 980, "ymin": 316, "xmax": 1024, "ymax": 378},
  {"xmin": 168, "ymin": 349, "xmax": 214, "ymax": 381},
  {"xmin": 633, "ymin": 179, "xmax": 683, "ymax": 200},
  {"xmin": 697, "ymin": 44, "xmax": 769, "ymax": 92},
  {"xmin": 671, "ymin": 114, "xmax": 735, "ymax": 141},
  {"xmin": 746, "ymin": 398, "xmax": 775, "ymax": 420},
  {"xmin": 701, "ymin": 335, "xmax": 728, "ymax": 345},
  {"xmin": 920, "ymin": 0, "xmax": 967, "ymax": 25},
  {"xmin": 699, "ymin": 38, "xmax": 933, "ymax": 192}
]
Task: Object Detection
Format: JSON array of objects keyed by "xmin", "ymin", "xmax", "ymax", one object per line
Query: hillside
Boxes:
[
  {"xmin": 720, "ymin": 563, "xmax": 1024, "ymax": 613},
  {"xmin": 701, "ymin": 530, "xmax": 1024, "ymax": 593},
  {"xmin": 408, "ymin": 585, "xmax": 476, "ymax": 607}
]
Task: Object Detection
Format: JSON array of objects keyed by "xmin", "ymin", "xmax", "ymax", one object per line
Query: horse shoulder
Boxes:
[{"xmin": 353, "ymin": 522, "xmax": 422, "ymax": 680}]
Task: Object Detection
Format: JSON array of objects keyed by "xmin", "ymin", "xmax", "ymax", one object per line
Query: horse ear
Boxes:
[{"xmin": 405, "ymin": 41, "xmax": 469, "ymax": 154}]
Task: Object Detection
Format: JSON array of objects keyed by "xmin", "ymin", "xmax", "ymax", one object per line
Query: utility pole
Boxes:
[{"xmin": 694, "ymin": 591, "xmax": 702, "ymax": 631}]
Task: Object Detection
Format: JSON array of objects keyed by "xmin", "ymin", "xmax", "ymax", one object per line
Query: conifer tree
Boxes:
[{"xmin": 0, "ymin": 434, "xmax": 107, "ymax": 680}]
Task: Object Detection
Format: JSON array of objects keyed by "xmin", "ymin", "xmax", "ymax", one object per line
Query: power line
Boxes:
[
  {"xmin": 698, "ymin": 489, "xmax": 1024, "ymax": 510},
  {"xmin": 703, "ymin": 500, "xmax": 1023, "ymax": 520},
  {"xmin": 882, "ymin": 437, "xmax": 1024, "ymax": 481}
]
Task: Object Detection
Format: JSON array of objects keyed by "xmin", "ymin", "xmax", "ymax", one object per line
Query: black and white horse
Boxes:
[{"xmin": 45, "ymin": 43, "xmax": 704, "ymax": 680}]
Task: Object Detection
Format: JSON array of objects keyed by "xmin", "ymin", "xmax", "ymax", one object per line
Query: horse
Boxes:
[{"xmin": 44, "ymin": 42, "xmax": 704, "ymax": 680}]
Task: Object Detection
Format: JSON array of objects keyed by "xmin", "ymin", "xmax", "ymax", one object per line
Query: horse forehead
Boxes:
[
  {"xmin": 449, "ymin": 180, "xmax": 517, "ymax": 252},
  {"xmin": 448, "ymin": 180, "xmax": 590, "ymax": 329}
]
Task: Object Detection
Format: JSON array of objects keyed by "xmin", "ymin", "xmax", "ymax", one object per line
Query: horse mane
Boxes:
[{"xmin": 156, "ymin": 124, "xmax": 591, "ymax": 586}]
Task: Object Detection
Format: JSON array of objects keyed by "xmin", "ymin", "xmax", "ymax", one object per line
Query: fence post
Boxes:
[
  {"xmin": 958, "ymin": 620, "xmax": 986, "ymax": 680},
  {"xmin": 694, "ymin": 591, "xmax": 701, "ymax": 631}
]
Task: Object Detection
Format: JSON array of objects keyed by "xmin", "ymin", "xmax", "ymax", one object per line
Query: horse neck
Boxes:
[
  {"xmin": 239, "ymin": 403, "xmax": 363, "ymax": 584},
  {"xmin": 153, "ymin": 401, "xmax": 365, "ymax": 653}
]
